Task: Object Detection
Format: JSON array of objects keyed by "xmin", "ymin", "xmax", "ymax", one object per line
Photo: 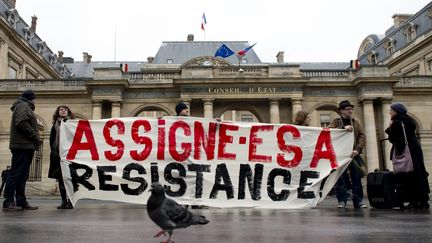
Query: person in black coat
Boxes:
[
  {"xmin": 48, "ymin": 105, "xmax": 75, "ymax": 209},
  {"xmin": 385, "ymin": 103, "xmax": 430, "ymax": 209},
  {"xmin": 3, "ymin": 90, "xmax": 40, "ymax": 211}
]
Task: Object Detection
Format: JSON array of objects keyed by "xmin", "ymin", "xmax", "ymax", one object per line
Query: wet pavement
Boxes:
[{"xmin": 0, "ymin": 197, "xmax": 431, "ymax": 243}]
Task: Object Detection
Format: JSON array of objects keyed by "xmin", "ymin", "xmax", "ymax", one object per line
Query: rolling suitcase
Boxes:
[{"xmin": 367, "ymin": 171, "xmax": 402, "ymax": 209}]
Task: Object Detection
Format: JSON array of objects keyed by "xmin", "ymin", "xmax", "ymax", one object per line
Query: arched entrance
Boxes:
[
  {"xmin": 309, "ymin": 103, "xmax": 339, "ymax": 127},
  {"xmin": 133, "ymin": 104, "xmax": 171, "ymax": 117},
  {"xmin": 220, "ymin": 110, "xmax": 258, "ymax": 122},
  {"xmin": 215, "ymin": 102, "xmax": 264, "ymax": 123}
]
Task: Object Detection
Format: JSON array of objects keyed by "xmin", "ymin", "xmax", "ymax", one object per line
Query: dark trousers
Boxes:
[
  {"xmin": 58, "ymin": 177, "xmax": 68, "ymax": 202},
  {"xmin": 335, "ymin": 163, "xmax": 364, "ymax": 205},
  {"xmin": 3, "ymin": 149, "xmax": 34, "ymax": 207}
]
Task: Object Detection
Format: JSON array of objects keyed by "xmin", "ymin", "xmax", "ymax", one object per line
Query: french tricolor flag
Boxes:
[
  {"xmin": 120, "ymin": 63, "xmax": 128, "ymax": 72},
  {"xmin": 350, "ymin": 59, "xmax": 360, "ymax": 69},
  {"xmin": 237, "ymin": 43, "xmax": 256, "ymax": 56},
  {"xmin": 201, "ymin": 13, "xmax": 207, "ymax": 31}
]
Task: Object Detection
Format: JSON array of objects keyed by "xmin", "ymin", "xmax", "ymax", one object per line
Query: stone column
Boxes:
[
  {"xmin": 381, "ymin": 99, "xmax": 393, "ymax": 170},
  {"xmin": 362, "ymin": 99, "xmax": 380, "ymax": 172},
  {"xmin": 21, "ymin": 61, "xmax": 27, "ymax": 79},
  {"xmin": 291, "ymin": 99, "xmax": 303, "ymax": 122},
  {"xmin": 203, "ymin": 99, "xmax": 214, "ymax": 118},
  {"xmin": 92, "ymin": 101, "xmax": 102, "ymax": 119},
  {"xmin": 111, "ymin": 102, "xmax": 121, "ymax": 118},
  {"xmin": 269, "ymin": 99, "xmax": 280, "ymax": 123},
  {"xmin": 418, "ymin": 57, "xmax": 427, "ymax": 75},
  {"xmin": 0, "ymin": 39, "xmax": 8, "ymax": 79},
  {"xmin": 231, "ymin": 110, "xmax": 236, "ymax": 121}
]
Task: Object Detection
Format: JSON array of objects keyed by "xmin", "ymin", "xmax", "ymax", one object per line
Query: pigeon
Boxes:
[{"xmin": 147, "ymin": 182, "xmax": 209, "ymax": 243}]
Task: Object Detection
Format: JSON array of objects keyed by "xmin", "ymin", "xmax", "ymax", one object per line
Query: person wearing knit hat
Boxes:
[
  {"xmin": 386, "ymin": 103, "xmax": 430, "ymax": 209},
  {"xmin": 21, "ymin": 90, "xmax": 36, "ymax": 101},
  {"xmin": 3, "ymin": 90, "xmax": 40, "ymax": 211},
  {"xmin": 390, "ymin": 103, "xmax": 407, "ymax": 114},
  {"xmin": 175, "ymin": 102, "xmax": 189, "ymax": 116}
]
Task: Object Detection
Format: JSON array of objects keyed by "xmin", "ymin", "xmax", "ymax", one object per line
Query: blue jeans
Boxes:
[
  {"xmin": 335, "ymin": 163, "xmax": 363, "ymax": 205},
  {"xmin": 3, "ymin": 149, "xmax": 34, "ymax": 207}
]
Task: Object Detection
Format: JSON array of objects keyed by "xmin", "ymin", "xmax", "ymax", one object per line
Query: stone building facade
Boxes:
[{"xmin": 1, "ymin": 0, "xmax": 431, "ymax": 195}]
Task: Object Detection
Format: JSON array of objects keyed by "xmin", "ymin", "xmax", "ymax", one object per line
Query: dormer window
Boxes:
[
  {"xmin": 384, "ymin": 38, "xmax": 396, "ymax": 55},
  {"xmin": 167, "ymin": 59, "xmax": 173, "ymax": 64},
  {"xmin": 49, "ymin": 54, "xmax": 57, "ymax": 65},
  {"xmin": 37, "ymin": 41, "xmax": 47, "ymax": 54},
  {"xmin": 241, "ymin": 59, "xmax": 247, "ymax": 64},
  {"xmin": 404, "ymin": 23, "xmax": 417, "ymax": 42},
  {"xmin": 60, "ymin": 64, "xmax": 68, "ymax": 77},
  {"xmin": 6, "ymin": 9, "xmax": 19, "ymax": 29},
  {"xmin": 23, "ymin": 27, "xmax": 34, "ymax": 44},
  {"xmin": 368, "ymin": 51, "xmax": 378, "ymax": 64}
]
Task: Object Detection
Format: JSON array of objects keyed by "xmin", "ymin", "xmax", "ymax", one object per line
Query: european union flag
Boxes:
[{"xmin": 215, "ymin": 44, "xmax": 235, "ymax": 58}]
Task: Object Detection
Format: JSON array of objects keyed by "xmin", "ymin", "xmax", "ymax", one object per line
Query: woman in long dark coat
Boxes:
[
  {"xmin": 385, "ymin": 103, "xmax": 430, "ymax": 209},
  {"xmin": 48, "ymin": 105, "xmax": 75, "ymax": 209}
]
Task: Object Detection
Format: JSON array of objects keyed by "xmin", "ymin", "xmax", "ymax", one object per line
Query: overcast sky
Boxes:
[{"xmin": 15, "ymin": 0, "xmax": 431, "ymax": 63}]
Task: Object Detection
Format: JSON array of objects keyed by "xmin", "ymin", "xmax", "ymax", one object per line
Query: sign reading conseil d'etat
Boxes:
[{"xmin": 207, "ymin": 87, "xmax": 277, "ymax": 94}]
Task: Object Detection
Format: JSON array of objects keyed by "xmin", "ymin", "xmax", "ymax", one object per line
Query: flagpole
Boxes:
[{"xmin": 114, "ymin": 25, "xmax": 117, "ymax": 62}]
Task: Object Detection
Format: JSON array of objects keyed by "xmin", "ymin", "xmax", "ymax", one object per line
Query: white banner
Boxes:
[{"xmin": 60, "ymin": 116, "xmax": 353, "ymax": 209}]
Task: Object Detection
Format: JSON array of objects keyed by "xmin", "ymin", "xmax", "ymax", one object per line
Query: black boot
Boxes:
[
  {"xmin": 57, "ymin": 200, "xmax": 68, "ymax": 209},
  {"xmin": 64, "ymin": 201, "xmax": 74, "ymax": 209}
]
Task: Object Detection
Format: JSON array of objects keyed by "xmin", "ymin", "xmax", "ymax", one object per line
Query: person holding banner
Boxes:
[
  {"xmin": 294, "ymin": 111, "xmax": 311, "ymax": 126},
  {"xmin": 385, "ymin": 103, "xmax": 430, "ymax": 210},
  {"xmin": 175, "ymin": 102, "xmax": 210, "ymax": 209},
  {"xmin": 329, "ymin": 100, "xmax": 367, "ymax": 209},
  {"xmin": 48, "ymin": 105, "xmax": 75, "ymax": 209},
  {"xmin": 3, "ymin": 90, "xmax": 40, "ymax": 211},
  {"xmin": 175, "ymin": 102, "xmax": 189, "ymax": 116}
]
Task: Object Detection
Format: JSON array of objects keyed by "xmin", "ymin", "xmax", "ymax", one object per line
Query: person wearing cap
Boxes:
[
  {"xmin": 3, "ymin": 90, "xmax": 40, "ymax": 211},
  {"xmin": 174, "ymin": 102, "xmax": 211, "ymax": 209},
  {"xmin": 385, "ymin": 103, "xmax": 430, "ymax": 209},
  {"xmin": 329, "ymin": 100, "xmax": 367, "ymax": 209}
]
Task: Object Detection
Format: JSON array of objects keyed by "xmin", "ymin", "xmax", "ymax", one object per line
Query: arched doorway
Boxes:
[
  {"xmin": 309, "ymin": 104, "xmax": 339, "ymax": 127},
  {"xmin": 220, "ymin": 110, "xmax": 259, "ymax": 122},
  {"xmin": 216, "ymin": 102, "xmax": 263, "ymax": 123},
  {"xmin": 134, "ymin": 105, "xmax": 171, "ymax": 118}
]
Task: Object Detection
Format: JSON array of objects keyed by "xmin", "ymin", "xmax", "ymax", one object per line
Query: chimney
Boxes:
[
  {"xmin": 58, "ymin": 51, "xmax": 64, "ymax": 62},
  {"xmin": 30, "ymin": 15, "xmax": 37, "ymax": 33},
  {"xmin": 187, "ymin": 34, "xmax": 194, "ymax": 41},
  {"xmin": 276, "ymin": 51, "xmax": 285, "ymax": 64},
  {"xmin": 83, "ymin": 52, "xmax": 92, "ymax": 64},
  {"xmin": 7, "ymin": 0, "xmax": 16, "ymax": 8},
  {"xmin": 392, "ymin": 14, "xmax": 412, "ymax": 28},
  {"xmin": 147, "ymin": 56, "xmax": 154, "ymax": 63}
]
